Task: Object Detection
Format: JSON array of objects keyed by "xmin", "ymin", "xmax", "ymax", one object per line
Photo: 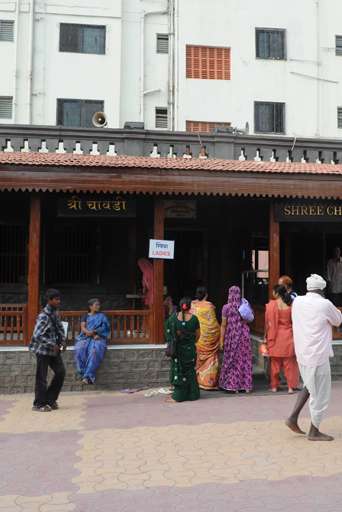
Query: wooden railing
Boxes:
[
  {"xmin": 59, "ymin": 310, "xmax": 151, "ymax": 344},
  {"xmin": 0, "ymin": 304, "xmax": 28, "ymax": 345},
  {"xmin": 249, "ymin": 306, "xmax": 265, "ymax": 337},
  {"xmin": 332, "ymin": 307, "xmax": 342, "ymax": 339}
]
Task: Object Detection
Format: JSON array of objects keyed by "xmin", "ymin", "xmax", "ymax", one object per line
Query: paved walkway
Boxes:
[{"xmin": 2, "ymin": 383, "xmax": 342, "ymax": 511}]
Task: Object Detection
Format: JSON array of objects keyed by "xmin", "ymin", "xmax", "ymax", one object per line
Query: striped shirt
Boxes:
[{"xmin": 28, "ymin": 305, "xmax": 66, "ymax": 356}]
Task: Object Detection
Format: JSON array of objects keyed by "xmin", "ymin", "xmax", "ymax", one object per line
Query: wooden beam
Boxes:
[
  {"xmin": 269, "ymin": 198, "xmax": 280, "ymax": 301},
  {"xmin": 27, "ymin": 192, "xmax": 41, "ymax": 344},
  {"xmin": 153, "ymin": 196, "xmax": 164, "ymax": 344}
]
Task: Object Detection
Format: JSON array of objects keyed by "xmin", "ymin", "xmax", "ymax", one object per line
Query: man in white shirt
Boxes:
[
  {"xmin": 285, "ymin": 274, "xmax": 342, "ymax": 441},
  {"xmin": 327, "ymin": 246, "xmax": 342, "ymax": 307}
]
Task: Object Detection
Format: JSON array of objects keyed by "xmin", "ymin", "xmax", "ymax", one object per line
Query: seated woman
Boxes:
[
  {"xmin": 74, "ymin": 298, "xmax": 110, "ymax": 385},
  {"xmin": 191, "ymin": 286, "xmax": 221, "ymax": 390},
  {"xmin": 165, "ymin": 297, "xmax": 201, "ymax": 403}
]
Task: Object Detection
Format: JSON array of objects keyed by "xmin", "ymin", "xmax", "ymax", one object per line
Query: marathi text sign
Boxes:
[
  {"xmin": 164, "ymin": 200, "xmax": 197, "ymax": 219},
  {"xmin": 275, "ymin": 201, "xmax": 342, "ymax": 222},
  {"xmin": 149, "ymin": 239, "xmax": 175, "ymax": 259},
  {"xmin": 57, "ymin": 195, "xmax": 136, "ymax": 217}
]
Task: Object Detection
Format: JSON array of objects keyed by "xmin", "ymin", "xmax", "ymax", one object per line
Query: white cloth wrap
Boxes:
[
  {"xmin": 306, "ymin": 274, "xmax": 326, "ymax": 291},
  {"xmin": 298, "ymin": 359, "xmax": 331, "ymax": 429}
]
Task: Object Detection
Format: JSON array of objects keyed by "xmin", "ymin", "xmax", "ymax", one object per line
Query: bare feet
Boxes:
[
  {"xmin": 165, "ymin": 398, "xmax": 176, "ymax": 403},
  {"xmin": 308, "ymin": 423, "xmax": 334, "ymax": 441},
  {"xmin": 83, "ymin": 378, "xmax": 89, "ymax": 385},
  {"xmin": 288, "ymin": 388, "xmax": 294, "ymax": 394},
  {"xmin": 285, "ymin": 418, "xmax": 306, "ymax": 435},
  {"xmin": 246, "ymin": 390, "xmax": 252, "ymax": 394},
  {"xmin": 268, "ymin": 388, "xmax": 277, "ymax": 393}
]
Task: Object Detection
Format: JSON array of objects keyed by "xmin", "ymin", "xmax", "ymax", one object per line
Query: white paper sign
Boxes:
[
  {"xmin": 62, "ymin": 321, "xmax": 69, "ymax": 339},
  {"xmin": 149, "ymin": 239, "xmax": 175, "ymax": 259}
]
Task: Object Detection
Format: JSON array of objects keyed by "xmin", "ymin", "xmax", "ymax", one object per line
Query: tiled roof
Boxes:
[{"xmin": 1, "ymin": 151, "xmax": 342, "ymax": 175}]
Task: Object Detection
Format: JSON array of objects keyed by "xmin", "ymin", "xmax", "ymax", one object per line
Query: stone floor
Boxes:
[{"xmin": 2, "ymin": 383, "xmax": 342, "ymax": 511}]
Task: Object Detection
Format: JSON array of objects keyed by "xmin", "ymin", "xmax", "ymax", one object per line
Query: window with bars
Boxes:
[
  {"xmin": 59, "ymin": 23, "xmax": 105, "ymax": 54},
  {"xmin": 0, "ymin": 20, "xmax": 14, "ymax": 42},
  {"xmin": 336, "ymin": 36, "xmax": 342, "ymax": 56},
  {"xmin": 45, "ymin": 225, "xmax": 100, "ymax": 285},
  {"xmin": 186, "ymin": 121, "xmax": 231, "ymax": 133},
  {"xmin": 0, "ymin": 97, "xmax": 13, "ymax": 119},
  {"xmin": 254, "ymin": 102, "xmax": 285, "ymax": 134},
  {"xmin": 186, "ymin": 45, "xmax": 231, "ymax": 80},
  {"xmin": 256, "ymin": 28, "xmax": 286, "ymax": 60},
  {"xmin": 338, "ymin": 108, "xmax": 342, "ymax": 128},
  {"xmin": 157, "ymin": 33, "xmax": 169, "ymax": 54},
  {"xmin": 0, "ymin": 225, "xmax": 28, "ymax": 284},
  {"xmin": 57, "ymin": 99, "xmax": 104, "ymax": 127},
  {"xmin": 155, "ymin": 107, "xmax": 168, "ymax": 129}
]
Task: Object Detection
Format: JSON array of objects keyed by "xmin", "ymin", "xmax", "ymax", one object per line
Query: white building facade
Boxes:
[{"xmin": 1, "ymin": 0, "xmax": 342, "ymax": 138}]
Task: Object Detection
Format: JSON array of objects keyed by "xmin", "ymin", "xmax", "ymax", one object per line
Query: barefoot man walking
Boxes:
[{"xmin": 286, "ymin": 274, "xmax": 342, "ymax": 441}]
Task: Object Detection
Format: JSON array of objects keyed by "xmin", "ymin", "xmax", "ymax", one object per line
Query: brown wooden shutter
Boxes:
[
  {"xmin": 186, "ymin": 45, "xmax": 231, "ymax": 80},
  {"xmin": 186, "ymin": 121, "xmax": 231, "ymax": 133}
]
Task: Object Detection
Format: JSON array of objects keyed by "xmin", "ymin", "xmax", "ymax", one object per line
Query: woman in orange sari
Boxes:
[{"xmin": 191, "ymin": 287, "xmax": 220, "ymax": 389}]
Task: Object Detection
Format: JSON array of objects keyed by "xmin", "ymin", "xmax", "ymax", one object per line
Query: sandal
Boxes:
[
  {"xmin": 32, "ymin": 405, "xmax": 51, "ymax": 412},
  {"xmin": 46, "ymin": 401, "xmax": 59, "ymax": 409},
  {"xmin": 144, "ymin": 390, "xmax": 158, "ymax": 398}
]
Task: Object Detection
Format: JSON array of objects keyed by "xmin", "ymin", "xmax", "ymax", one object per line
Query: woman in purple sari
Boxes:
[
  {"xmin": 219, "ymin": 286, "xmax": 253, "ymax": 393},
  {"xmin": 74, "ymin": 299, "xmax": 110, "ymax": 385}
]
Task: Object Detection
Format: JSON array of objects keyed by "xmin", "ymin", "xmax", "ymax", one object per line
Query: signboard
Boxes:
[
  {"xmin": 57, "ymin": 195, "xmax": 136, "ymax": 217},
  {"xmin": 164, "ymin": 200, "xmax": 197, "ymax": 219},
  {"xmin": 275, "ymin": 201, "xmax": 342, "ymax": 222},
  {"xmin": 149, "ymin": 239, "xmax": 175, "ymax": 259}
]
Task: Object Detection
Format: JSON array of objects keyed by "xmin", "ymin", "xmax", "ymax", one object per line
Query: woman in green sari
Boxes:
[{"xmin": 164, "ymin": 297, "xmax": 201, "ymax": 403}]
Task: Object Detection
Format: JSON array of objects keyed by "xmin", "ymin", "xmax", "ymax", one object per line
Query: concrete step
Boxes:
[{"xmin": 252, "ymin": 364, "xmax": 266, "ymax": 381}]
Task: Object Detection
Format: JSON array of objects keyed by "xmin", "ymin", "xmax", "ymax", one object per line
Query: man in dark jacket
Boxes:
[{"xmin": 29, "ymin": 288, "xmax": 67, "ymax": 411}]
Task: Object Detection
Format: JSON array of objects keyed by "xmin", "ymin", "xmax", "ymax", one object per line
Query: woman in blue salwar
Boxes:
[{"xmin": 74, "ymin": 299, "xmax": 110, "ymax": 385}]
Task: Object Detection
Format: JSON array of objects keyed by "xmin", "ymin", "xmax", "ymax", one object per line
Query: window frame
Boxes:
[
  {"xmin": 254, "ymin": 101, "xmax": 286, "ymax": 134},
  {"xmin": 336, "ymin": 36, "xmax": 342, "ymax": 56},
  {"xmin": 337, "ymin": 107, "xmax": 342, "ymax": 128},
  {"xmin": 59, "ymin": 23, "xmax": 106, "ymax": 55},
  {"xmin": 155, "ymin": 107, "xmax": 168, "ymax": 129},
  {"xmin": 156, "ymin": 33, "xmax": 169, "ymax": 54},
  {"xmin": 186, "ymin": 121, "xmax": 231, "ymax": 133},
  {"xmin": 186, "ymin": 45, "xmax": 231, "ymax": 80},
  {"xmin": 255, "ymin": 28, "xmax": 286, "ymax": 60},
  {"xmin": 0, "ymin": 96, "xmax": 13, "ymax": 119},
  {"xmin": 56, "ymin": 98, "xmax": 104, "ymax": 128},
  {"xmin": 0, "ymin": 20, "xmax": 14, "ymax": 42}
]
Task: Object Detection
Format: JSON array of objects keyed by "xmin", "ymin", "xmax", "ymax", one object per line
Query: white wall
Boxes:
[{"xmin": 1, "ymin": 0, "xmax": 342, "ymax": 138}]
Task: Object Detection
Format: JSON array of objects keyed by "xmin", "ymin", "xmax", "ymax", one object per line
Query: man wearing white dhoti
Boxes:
[{"xmin": 285, "ymin": 274, "xmax": 342, "ymax": 441}]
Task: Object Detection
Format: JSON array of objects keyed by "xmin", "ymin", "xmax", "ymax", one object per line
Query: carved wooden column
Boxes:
[
  {"xmin": 27, "ymin": 192, "xmax": 41, "ymax": 344},
  {"xmin": 153, "ymin": 195, "xmax": 164, "ymax": 344},
  {"xmin": 269, "ymin": 198, "xmax": 280, "ymax": 301}
]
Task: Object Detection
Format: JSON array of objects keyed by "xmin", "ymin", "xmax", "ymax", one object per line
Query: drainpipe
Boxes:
[
  {"xmin": 168, "ymin": 0, "xmax": 175, "ymax": 130},
  {"xmin": 12, "ymin": 0, "xmax": 19, "ymax": 123},
  {"xmin": 27, "ymin": 0, "xmax": 35, "ymax": 124},
  {"xmin": 140, "ymin": 9, "xmax": 167, "ymax": 124},
  {"xmin": 174, "ymin": 0, "xmax": 179, "ymax": 131}
]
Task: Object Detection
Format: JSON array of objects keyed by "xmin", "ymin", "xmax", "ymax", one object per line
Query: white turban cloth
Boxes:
[{"xmin": 306, "ymin": 274, "xmax": 326, "ymax": 291}]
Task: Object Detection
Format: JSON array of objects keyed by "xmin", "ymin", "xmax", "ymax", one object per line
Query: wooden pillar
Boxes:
[
  {"xmin": 153, "ymin": 196, "xmax": 164, "ymax": 344},
  {"xmin": 128, "ymin": 218, "xmax": 137, "ymax": 309},
  {"xmin": 27, "ymin": 192, "xmax": 41, "ymax": 344},
  {"xmin": 269, "ymin": 198, "xmax": 280, "ymax": 301}
]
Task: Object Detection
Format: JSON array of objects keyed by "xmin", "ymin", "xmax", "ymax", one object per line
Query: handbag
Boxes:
[
  {"xmin": 238, "ymin": 298, "xmax": 254, "ymax": 323},
  {"xmin": 165, "ymin": 314, "xmax": 178, "ymax": 358},
  {"xmin": 259, "ymin": 343, "xmax": 269, "ymax": 356}
]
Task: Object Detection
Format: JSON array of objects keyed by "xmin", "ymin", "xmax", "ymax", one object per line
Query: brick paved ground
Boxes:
[{"xmin": 2, "ymin": 383, "xmax": 342, "ymax": 511}]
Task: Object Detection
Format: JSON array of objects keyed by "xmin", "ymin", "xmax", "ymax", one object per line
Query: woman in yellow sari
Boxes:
[{"xmin": 191, "ymin": 286, "xmax": 220, "ymax": 390}]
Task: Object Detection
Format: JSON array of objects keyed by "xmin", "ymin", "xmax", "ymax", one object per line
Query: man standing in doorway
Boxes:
[
  {"xmin": 29, "ymin": 288, "xmax": 67, "ymax": 412},
  {"xmin": 285, "ymin": 274, "xmax": 342, "ymax": 441},
  {"xmin": 327, "ymin": 246, "xmax": 342, "ymax": 307}
]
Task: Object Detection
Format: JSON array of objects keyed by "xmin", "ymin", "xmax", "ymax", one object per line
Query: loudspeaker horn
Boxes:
[
  {"xmin": 233, "ymin": 122, "xmax": 249, "ymax": 135},
  {"xmin": 92, "ymin": 112, "xmax": 108, "ymax": 128}
]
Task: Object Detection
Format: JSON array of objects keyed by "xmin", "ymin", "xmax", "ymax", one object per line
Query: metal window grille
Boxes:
[
  {"xmin": 186, "ymin": 121, "xmax": 231, "ymax": 133},
  {"xmin": 0, "ymin": 20, "xmax": 14, "ymax": 42},
  {"xmin": 47, "ymin": 225, "xmax": 99, "ymax": 285},
  {"xmin": 155, "ymin": 108, "xmax": 168, "ymax": 129},
  {"xmin": 59, "ymin": 23, "xmax": 105, "ymax": 54},
  {"xmin": 338, "ymin": 108, "xmax": 342, "ymax": 128},
  {"xmin": 0, "ymin": 225, "xmax": 28, "ymax": 284},
  {"xmin": 186, "ymin": 45, "xmax": 231, "ymax": 80},
  {"xmin": 0, "ymin": 97, "xmax": 13, "ymax": 118},
  {"xmin": 256, "ymin": 28, "xmax": 286, "ymax": 59},
  {"xmin": 254, "ymin": 102, "xmax": 285, "ymax": 134},
  {"xmin": 157, "ymin": 34, "xmax": 169, "ymax": 54},
  {"xmin": 57, "ymin": 99, "xmax": 104, "ymax": 127},
  {"xmin": 336, "ymin": 36, "xmax": 342, "ymax": 56}
]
